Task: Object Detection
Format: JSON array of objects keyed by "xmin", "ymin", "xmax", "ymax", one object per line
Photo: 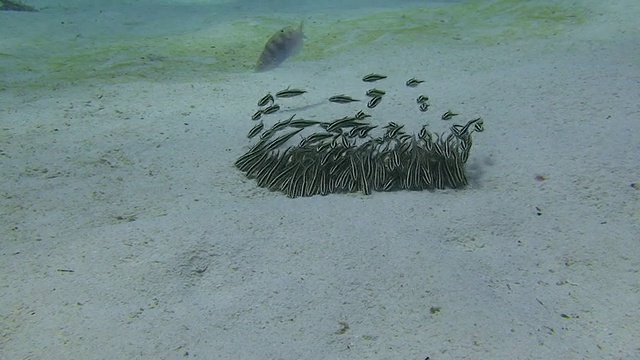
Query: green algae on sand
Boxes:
[{"xmin": 3, "ymin": 0, "xmax": 588, "ymax": 88}]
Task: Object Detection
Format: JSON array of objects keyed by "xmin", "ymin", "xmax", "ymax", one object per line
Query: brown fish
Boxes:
[{"xmin": 255, "ymin": 22, "xmax": 304, "ymax": 72}]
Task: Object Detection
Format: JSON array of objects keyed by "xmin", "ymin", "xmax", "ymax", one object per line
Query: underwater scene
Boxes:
[{"xmin": 1, "ymin": 0, "xmax": 639, "ymax": 358}]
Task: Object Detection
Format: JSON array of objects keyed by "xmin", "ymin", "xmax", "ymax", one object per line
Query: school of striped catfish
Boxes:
[{"xmin": 236, "ymin": 71, "xmax": 486, "ymax": 198}]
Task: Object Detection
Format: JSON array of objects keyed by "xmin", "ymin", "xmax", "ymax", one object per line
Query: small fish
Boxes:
[
  {"xmin": 325, "ymin": 116, "xmax": 359, "ymax": 132},
  {"xmin": 289, "ymin": 118, "xmax": 322, "ymax": 128},
  {"xmin": 397, "ymin": 135, "xmax": 414, "ymax": 155},
  {"xmin": 260, "ymin": 128, "xmax": 276, "ymax": 140},
  {"xmin": 362, "ymin": 73, "xmax": 387, "ymax": 82},
  {"xmin": 382, "ymin": 123, "xmax": 403, "ymax": 140},
  {"xmin": 263, "ymin": 104, "xmax": 281, "ymax": 114},
  {"xmin": 313, "ymin": 142, "xmax": 331, "ymax": 155},
  {"xmin": 271, "ymin": 114, "xmax": 296, "ymax": 131},
  {"xmin": 349, "ymin": 125, "xmax": 377, "ymax": 138},
  {"xmin": 342, "ymin": 133, "xmax": 356, "ymax": 148},
  {"xmin": 258, "ymin": 93, "xmax": 274, "ymax": 107},
  {"xmin": 366, "ymin": 88, "xmax": 386, "ymax": 97},
  {"xmin": 255, "ymin": 22, "xmax": 304, "ymax": 72},
  {"xmin": 473, "ymin": 117, "xmax": 485, "ymax": 132},
  {"xmin": 382, "ymin": 177, "xmax": 396, "ymax": 191},
  {"xmin": 441, "ymin": 110, "xmax": 458, "ymax": 120},
  {"xmin": 348, "ymin": 126, "xmax": 362, "ymax": 138},
  {"xmin": 450, "ymin": 117, "xmax": 482, "ymax": 138},
  {"xmin": 418, "ymin": 125, "xmax": 432, "ymax": 144},
  {"xmin": 319, "ymin": 145, "xmax": 340, "ymax": 165},
  {"xmin": 265, "ymin": 160, "xmax": 298, "ymax": 189},
  {"xmin": 358, "ymin": 125, "xmax": 378, "ymax": 138},
  {"xmin": 367, "ymin": 96, "xmax": 382, "ymax": 109},
  {"xmin": 372, "ymin": 136, "xmax": 385, "ymax": 145},
  {"xmin": 329, "ymin": 95, "xmax": 359, "ymax": 103},
  {"xmin": 235, "ymin": 146, "xmax": 265, "ymax": 171},
  {"xmin": 416, "ymin": 95, "xmax": 429, "ymax": 103},
  {"xmin": 263, "ymin": 128, "xmax": 303, "ymax": 152},
  {"xmin": 418, "ymin": 124, "xmax": 429, "ymax": 138},
  {"xmin": 419, "ymin": 103, "xmax": 430, "ymax": 112},
  {"xmin": 386, "ymin": 124, "xmax": 405, "ymax": 139},
  {"xmin": 330, "ymin": 133, "xmax": 344, "ymax": 149},
  {"xmin": 300, "ymin": 132, "xmax": 334, "ymax": 147},
  {"xmin": 247, "ymin": 121, "xmax": 264, "ymax": 139},
  {"xmin": 276, "ymin": 88, "xmax": 306, "ymax": 98},
  {"xmin": 354, "ymin": 110, "xmax": 371, "ymax": 120},
  {"xmin": 450, "ymin": 124, "xmax": 466, "ymax": 138},
  {"xmin": 252, "ymin": 109, "xmax": 264, "ymax": 120},
  {"xmin": 406, "ymin": 78, "xmax": 425, "ymax": 87}
]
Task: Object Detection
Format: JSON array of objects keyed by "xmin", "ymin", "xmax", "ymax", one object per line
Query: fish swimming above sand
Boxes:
[{"xmin": 255, "ymin": 22, "xmax": 304, "ymax": 72}]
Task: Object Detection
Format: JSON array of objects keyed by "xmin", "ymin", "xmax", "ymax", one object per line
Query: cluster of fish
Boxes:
[{"xmin": 235, "ymin": 73, "xmax": 485, "ymax": 198}]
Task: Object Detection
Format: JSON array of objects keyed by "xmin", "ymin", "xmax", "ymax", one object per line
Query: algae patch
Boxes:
[
  {"xmin": 3, "ymin": 0, "xmax": 588, "ymax": 88},
  {"xmin": 299, "ymin": 0, "xmax": 587, "ymax": 60}
]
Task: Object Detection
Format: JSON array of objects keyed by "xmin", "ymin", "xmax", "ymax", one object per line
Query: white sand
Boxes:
[{"xmin": 1, "ymin": 1, "xmax": 639, "ymax": 359}]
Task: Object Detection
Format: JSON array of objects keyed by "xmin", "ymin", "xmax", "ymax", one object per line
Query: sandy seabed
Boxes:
[{"xmin": 1, "ymin": 1, "xmax": 639, "ymax": 359}]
